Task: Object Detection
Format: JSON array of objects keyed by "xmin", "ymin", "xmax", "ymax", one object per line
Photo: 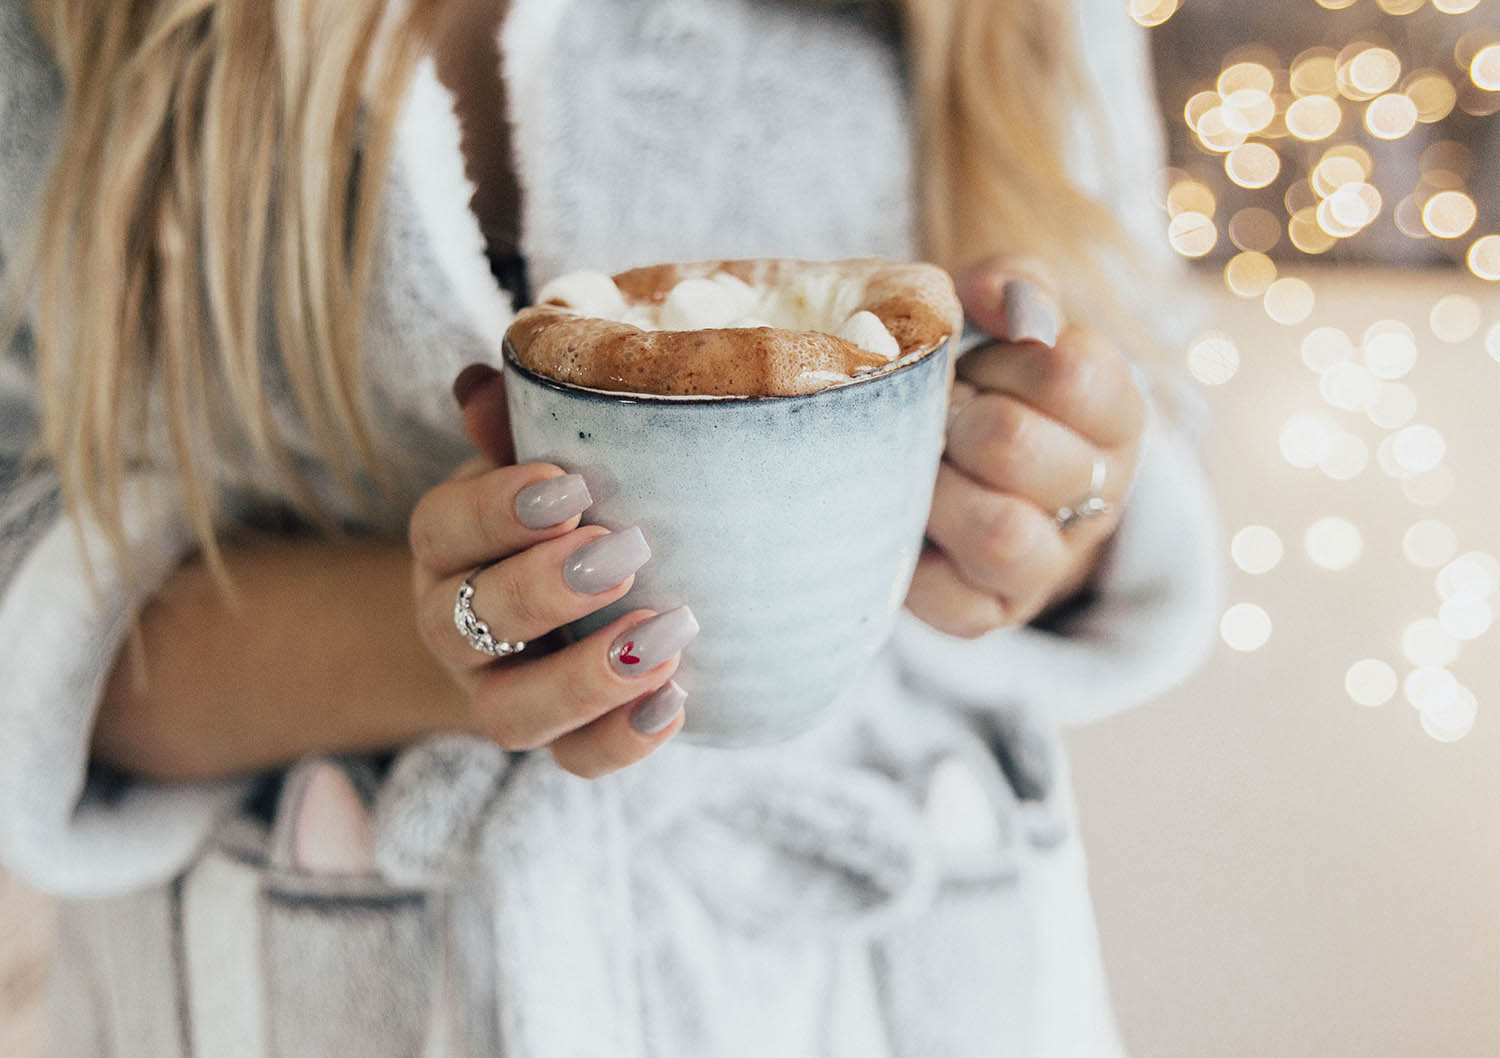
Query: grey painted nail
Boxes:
[
  {"xmin": 610, "ymin": 605, "xmax": 700, "ymax": 678},
  {"xmin": 630, "ymin": 681, "xmax": 686, "ymax": 736},
  {"xmin": 514, "ymin": 474, "xmax": 592, "ymax": 530},
  {"xmin": 1002, "ymin": 278, "xmax": 1061, "ymax": 347},
  {"xmin": 563, "ymin": 527, "xmax": 651, "ymax": 594}
]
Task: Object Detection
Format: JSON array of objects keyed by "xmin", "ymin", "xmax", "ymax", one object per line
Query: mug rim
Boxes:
[{"xmin": 500, "ymin": 332, "xmax": 950, "ymax": 406}]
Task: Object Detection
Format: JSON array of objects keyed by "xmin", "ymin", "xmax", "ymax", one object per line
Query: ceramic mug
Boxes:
[{"xmin": 502, "ymin": 336, "xmax": 953, "ymax": 745}]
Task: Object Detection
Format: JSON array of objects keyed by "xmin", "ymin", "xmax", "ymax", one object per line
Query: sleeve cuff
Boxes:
[
  {"xmin": 888, "ymin": 412, "xmax": 1225, "ymax": 728},
  {"xmin": 0, "ymin": 473, "xmax": 251, "ymax": 897}
]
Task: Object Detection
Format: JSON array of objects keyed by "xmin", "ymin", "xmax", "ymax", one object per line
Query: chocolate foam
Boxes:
[{"xmin": 505, "ymin": 258, "xmax": 962, "ymax": 398}]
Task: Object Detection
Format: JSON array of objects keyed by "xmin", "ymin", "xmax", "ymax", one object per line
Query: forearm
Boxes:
[{"xmin": 93, "ymin": 531, "xmax": 472, "ymax": 782}]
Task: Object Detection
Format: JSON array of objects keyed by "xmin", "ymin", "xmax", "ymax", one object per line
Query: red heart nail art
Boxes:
[{"xmin": 619, "ymin": 641, "xmax": 641, "ymax": 665}]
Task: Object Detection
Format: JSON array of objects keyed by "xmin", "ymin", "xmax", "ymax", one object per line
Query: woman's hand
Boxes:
[
  {"xmin": 905, "ymin": 258, "xmax": 1149, "ymax": 638},
  {"xmin": 408, "ymin": 443, "xmax": 696, "ymax": 778}
]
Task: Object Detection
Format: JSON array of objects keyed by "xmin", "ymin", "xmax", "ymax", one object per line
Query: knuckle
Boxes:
[
  {"xmin": 963, "ymin": 398, "xmax": 1035, "ymax": 483},
  {"xmin": 486, "ymin": 560, "xmax": 542, "ymax": 634},
  {"xmin": 975, "ymin": 500, "xmax": 1042, "ymax": 570},
  {"xmin": 470, "ymin": 474, "xmax": 500, "ymax": 546},
  {"xmin": 1037, "ymin": 341, "xmax": 1095, "ymax": 411}
]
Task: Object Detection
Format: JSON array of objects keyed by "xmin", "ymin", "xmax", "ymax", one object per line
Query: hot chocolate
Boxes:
[{"xmin": 504, "ymin": 258, "xmax": 962, "ymax": 397}]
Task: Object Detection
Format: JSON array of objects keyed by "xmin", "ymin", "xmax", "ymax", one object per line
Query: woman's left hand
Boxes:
[{"xmin": 905, "ymin": 258, "xmax": 1149, "ymax": 638}]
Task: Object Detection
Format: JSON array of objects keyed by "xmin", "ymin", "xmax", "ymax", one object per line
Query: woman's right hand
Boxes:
[{"xmin": 407, "ymin": 460, "xmax": 696, "ymax": 779}]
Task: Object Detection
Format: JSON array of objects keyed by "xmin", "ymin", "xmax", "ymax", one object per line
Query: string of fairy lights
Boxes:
[{"xmin": 1134, "ymin": 0, "xmax": 1499, "ymax": 742}]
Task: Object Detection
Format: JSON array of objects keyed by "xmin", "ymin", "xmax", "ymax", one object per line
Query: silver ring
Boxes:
[
  {"xmin": 453, "ymin": 571, "xmax": 526, "ymax": 658},
  {"xmin": 1055, "ymin": 454, "xmax": 1113, "ymax": 531}
]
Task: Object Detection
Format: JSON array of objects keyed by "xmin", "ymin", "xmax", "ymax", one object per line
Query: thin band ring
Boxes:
[{"xmin": 1054, "ymin": 454, "xmax": 1113, "ymax": 531}]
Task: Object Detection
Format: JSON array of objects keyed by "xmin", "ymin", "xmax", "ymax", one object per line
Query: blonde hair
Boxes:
[{"xmin": 13, "ymin": 0, "xmax": 1117, "ymax": 593}]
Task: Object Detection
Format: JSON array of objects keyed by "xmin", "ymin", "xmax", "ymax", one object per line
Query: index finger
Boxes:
[
  {"xmin": 408, "ymin": 463, "xmax": 593, "ymax": 577},
  {"xmin": 955, "ymin": 326, "xmax": 1146, "ymax": 450},
  {"xmin": 954, "ymin": 256, "xmax": 1062, "ymax": 347}
]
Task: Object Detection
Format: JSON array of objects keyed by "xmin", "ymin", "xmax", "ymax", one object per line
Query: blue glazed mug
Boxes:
[{"xmin": 502, "ymin": 335, "xmax": 953, "ymax": 745}]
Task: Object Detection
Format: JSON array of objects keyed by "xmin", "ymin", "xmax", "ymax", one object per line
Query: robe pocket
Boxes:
[
  {"xmin": 868, "ymin": 746, "xmax": 1047, "ymax": 1058},
  {"xmin": 179, "ymin": 806, "xmax": 448, "ymax": 1058}
]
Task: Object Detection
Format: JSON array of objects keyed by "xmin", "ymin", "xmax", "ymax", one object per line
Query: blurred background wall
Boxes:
[{"xmin": 4, "ymin": 0, "xmax": 1499, "ymax": 1055}]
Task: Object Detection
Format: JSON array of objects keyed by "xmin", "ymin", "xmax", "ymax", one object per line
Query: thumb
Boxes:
[
  {"xmin": 451, "ymin": 363, "xmax": 516, "ymax": 466},
  {"xmin": 952, "ymin": 256, "xmax": 1062, "ymax": 348}
]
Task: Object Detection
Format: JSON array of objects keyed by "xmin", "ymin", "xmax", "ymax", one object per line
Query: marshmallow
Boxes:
[
  {"xmin": 660, "ymin": 277, "xmax": 743, "ymax": 330},
  {"xmin": 710, "ymin": 272, "xmax": 760, "ymax": 318},
  {"xmin": 536, "ymin": 271, "xmax": 628, "ymax": 317},
  {"xmin": 837, "ymin": 310, "xmax": 900, "ymax": 360}
]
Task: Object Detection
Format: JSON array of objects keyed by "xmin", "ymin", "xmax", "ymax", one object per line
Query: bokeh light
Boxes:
[
  {"xmin": 1187, "ymin": 330, "xmax": 1241, "ymax": 384},
  {"xmin": 1376, "ymin": 0, "xmax": 1425, "ymax": 14},
  {"xmin": 1225, "ymin": 251, "xmax": 1278, "ymax": 297},
  {"xmin": 1197, "ymin": 106, "xmax": 1249, "ymax": 151},
  {"xmin": 1167, "ymin": 178, "xmax": 1216, "ymax": 217},
  {"xmin": 1403, "ymin": 520, "xmax": 1458, "ymax": 568},
  {"xmin": 1422, "ymin": 190, "xmax": 1478, "ymax": 237},
  {"xmin": 1292, "ymin": 48, "xmax": 1339, "ymax": 95},
  {"xmin": 1468, "ymin": 235, "xmax": 1500, "ymax": 280},
  {"xmin": 1365, "ymin": 93, "xmax": 1420, "ymax": 138},
  {"xmin": 1421, "ymin": 686, "xmax": 1477, "ymax": 742},
  {"xmin": 1290, "ymin": 208, "xmax": 1338, "ymax": 253},
  {"xmin": 1454, "ymin": 28, "xmax": 1500, "ymax": 72},
  {"xmin": 1184, "ymin": 91, "xmax": 1221, "ymax": 132},
  {"xmin": 1432, "ymin": 0, "xmax": 1480, "ymax": 12},
  {"xmin": 1487, "ymin": 323, "xmax": 1500, "ymax": 361},
  {"xmin": 1281, "ymin": 410, "xmax": 1339, "ymax": 468},
  {"xmin": 1225, "ymin": 143, "xmax": 1281, "ymax": 188},
  {"xmin": 1129, "ymin": 0, "xmax": 1181, "ymax": 27},
  {"xmin": 1361, "ymin": 320, "xmax": 1418, "ymax": 379},
  {"xmin": 1390, "ymin": 424, "xmax": 1447, "ymax": 474},
  {"xmin": 1264, "ymin": 277, "xmax": 1315, "ymax": 324},
  {"xmin": 1319, "ymin": 361, "xmax": 1379, "ymax": 410},
  {"xmin": 1429, "ymin": 294, "xmax": 1481, "ymax": 342},
  {"xmin": 1437, "ymin": 552, "xmax": 1500, "ymax": 601},
  {"xmin": 1305, "ymin": 516, "xmax": 1363, "ymax": 570},
  {"xmin": 1348, "ymin": 48, "xmax": 1402, "ymax": 96},
  {"xmin": 1346, "ymin": 659, "xmax": 1398, "ymax": 707},
  {"xmin": 1169, "ymin": 211, "xmax": 1218, "ymax": 257},
  {"xmin": 1232, "ymin": 525, "xmax": 1284, "ymax": 574},
  {"xmin": 1439, "ymin": 595, "xmax": 1493, "ymax": 640},
  {"xmin": 1319, "ymin": 431, "xmax": 1370, "ymax": 480},
  {"xmin": 1405, "ymin": 70, "xmax": 1458, "ymax": 122},
  {"xmin": 1221, "ymin": 603, "xmax": 1273, "ymax": 652},
  {"xmin": 1404, "ymin": 665, "xmax": 1459, "ymax": 710},
  {"xmin": 1230, "ymin": 207, "xmax": 1283, "ymax": 252},
  {"xmin": 1302, "ymin": 326, "xmax": 1356, "ymax": 372},
  {"xmin": 1286, "ymin": 94, "xmax": 1343, "ymax": 139},
  {"xmin": 1394, "ymin": 196, "xmax": 1429, "ymax": 239},
  {"xmin": 1312, "ymin": 151, "xmax": 1368, "ymax": 195},
  {"xmin": 1402, "ymin": 617, "xmax": 1460, "ymax": 667},
  {"xmin": 1471, "ymin": 45, "xmax": 1500, "ymax": 91}
]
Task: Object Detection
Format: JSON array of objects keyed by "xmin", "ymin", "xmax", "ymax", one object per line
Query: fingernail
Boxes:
[
  {"xmin": 564, "ymin": 527, "xmax": 651, "ymax": 594},
  {"xmin": 630, "ymin": 680, "xmax": 686, "ymax": 735},
  {"xmin": 452, "ymin": 363, "xmax": 500, "ymax": 409},
  {"xmin": 1001, "ymin": 279, "xmax": 1061, "ymax": 347},
  {"xmin": 610, "ymin": 605, "xmax": 699, "ymax": 677},
  {"xmin": 515, "ymin": 474, "xmax": 592, "ymax": 529}
]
